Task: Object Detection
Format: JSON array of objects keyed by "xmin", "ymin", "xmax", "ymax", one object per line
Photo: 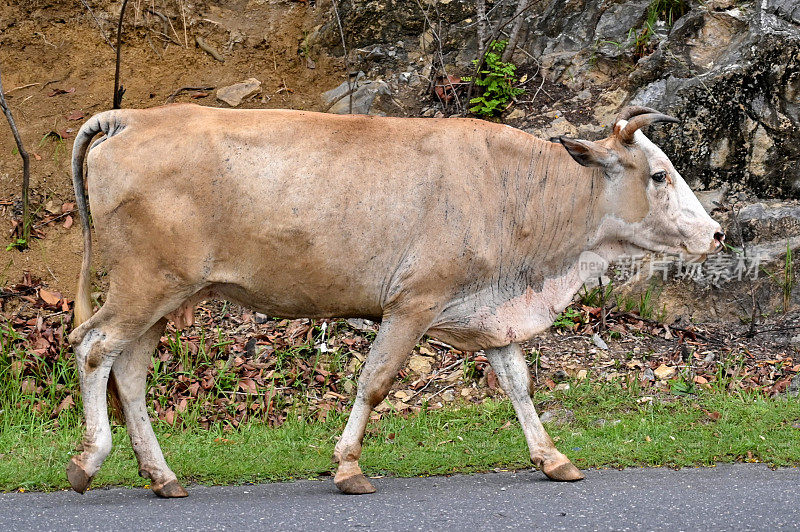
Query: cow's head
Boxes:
[{"xmin": 553, "ymin": 106, "xmax": 724, "ymax": 256}]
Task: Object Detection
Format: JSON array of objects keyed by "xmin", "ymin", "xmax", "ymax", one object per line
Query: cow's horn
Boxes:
[
  {"xmin": 618, "ymin": 113, "xmax": 679, "ymax": 144},
  {"xmin": 614, "ymin": 106, "xmax": 660, "ymax": 124}
]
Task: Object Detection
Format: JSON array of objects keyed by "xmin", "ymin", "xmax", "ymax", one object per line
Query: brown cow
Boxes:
[{"xmin": 66, "ymin": 104, "xmax": 723, "ymax": 497}]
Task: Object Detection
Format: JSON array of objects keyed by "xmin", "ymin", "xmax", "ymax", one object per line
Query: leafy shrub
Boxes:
[{"xmin": 465, "ymin": 40, "xmax": 524, "ymax": 117}]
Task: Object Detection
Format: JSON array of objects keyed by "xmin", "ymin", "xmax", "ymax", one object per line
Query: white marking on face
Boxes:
[{"xmin": 613, "ymin": 121, "xmax": 722, "ymax": 255}]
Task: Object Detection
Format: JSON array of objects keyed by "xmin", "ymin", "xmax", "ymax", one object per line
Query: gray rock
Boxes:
[
  {"xmin": 346, "ymin": 318, "xmax": 375, "ymax": 331},
  {"xmin": 694, "ymin": 186, "xmax": 729, "ymax": 214},
  {"xmin": 324, "ymin": 75, "xmax": 391, "ymax": 115},
  {"xmin": 734, "ymin": 202, "xmax": 800, "ymax": 245},
  {"xmin": 592, "ymin": 333, "xmax": 609, "ymax": 350},
  {"xmin": 630, "ymin": 2, "xmax": 800, "ymax": 198},
  {"xmin": 216, "ymin": 78, "xmax": 261, "ymax": 107},
  {"xmin": 789, "ymin": 373, "xmax": 800, "ymax": 397},
  {"xmin": 594, "ymin": 0, "xmax": 651, "ymax": 53},
  {"xmin": 641, "ymin": 368, "xmax": 656, "ymax": 382},
  {"xmin": 321, "ymin": 72, "xmax": 366, "ymax": 105}
]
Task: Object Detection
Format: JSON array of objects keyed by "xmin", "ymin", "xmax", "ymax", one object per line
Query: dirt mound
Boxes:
[{"xmin": 0, "ymin": 0, "xmax": 346, "ymax": 293}]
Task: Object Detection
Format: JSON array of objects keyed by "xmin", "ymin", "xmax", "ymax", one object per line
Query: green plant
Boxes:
[
  {"xmin": 761, "ymin": 241, "xmax": 796, "ymax": 313},
  {"xmin": 38, "ymin": 131, "xmax": 65, "ymax": 165},
  {"xmin": 553, "ymin": 307, "xmax": 582, "ymax": 330},
  {"xmin": 5, "ymin": 238, "xmax": 27, "ymax": 251},
  {"xmin": 616, "ymin": 284, "xmax": 666, "ymax": 322},
  {"xmin": 670, "ymin": 375, "xmax": 696, "ymax": 396},
  {"xmin": 637, "ymin": 283, "xmax": 666, "ymax": 322},
  {"xmin": 579, "ymin": 282, "xmax": 614, "ymax": 308},
  {"xmin": 464, "ymin": 40, "xmax": 524, "ymax": 117},
  {"xmin": 629, "ymin": 0, "xmax": 689, "ymax": 58}
]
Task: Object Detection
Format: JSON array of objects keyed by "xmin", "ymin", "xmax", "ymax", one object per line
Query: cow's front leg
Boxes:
[
  {"xmin": 485, "ymin": 343, "xmax": 584, "ymax": 481},
  {"xmin": 334, "ymin": 310, "xmax": 434, "ymax": 494}
]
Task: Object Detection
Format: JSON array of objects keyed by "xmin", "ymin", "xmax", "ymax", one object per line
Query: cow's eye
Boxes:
[{"xmin": 651, "ymin": 171, "xmax": 667, "ymax": 183}]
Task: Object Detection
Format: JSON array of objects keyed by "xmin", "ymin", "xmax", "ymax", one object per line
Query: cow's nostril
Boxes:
[{"xmin": 714, "ymin": 232, "xmax": 725, "ymax": 245}]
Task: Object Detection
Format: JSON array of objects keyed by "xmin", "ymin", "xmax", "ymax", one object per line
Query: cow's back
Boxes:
[{"xmin": 84, "ymin": 105, "xmax": 532, "ymax": 318}]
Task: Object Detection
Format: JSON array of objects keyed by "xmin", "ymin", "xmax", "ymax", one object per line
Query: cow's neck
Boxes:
[
  {"xmin": 496, "ymin": 137, "xmax": 615, "ymax": 289},
  {"xmin": 478, "ymin": 137, "xmax": 640, "ymax": 339}
]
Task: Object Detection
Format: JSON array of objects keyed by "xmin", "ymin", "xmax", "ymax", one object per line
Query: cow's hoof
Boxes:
[
  {"xmin": 335, "ymin": 474, "xmax": 377, "ymax": 495},
  {"xmin": 542, "ymin": 460, "xmax": 585, "ymax": 482},
  {"xmin": 66, "ymin": 458, "xmax": 93, "ymax": 494},
  {"xmin": 153, "ymin": 480, "xmax": 189, "ymax": 498}
]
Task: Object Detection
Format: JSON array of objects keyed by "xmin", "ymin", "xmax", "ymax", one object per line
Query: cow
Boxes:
[{"xmin": 66, "ymin": 104, "xmax": 723, "ymax": 497}]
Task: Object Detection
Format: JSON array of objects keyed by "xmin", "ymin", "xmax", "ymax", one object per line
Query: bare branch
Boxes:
[
  {"xmin": 330, "ymin": 0, "xmax": 354, "ymax": 114},
  {"xmin": 476, "ymin": 0, "xmax": 487, "ymax": 61},
  {"xmin": 0, "ymin": 65, "xmax": 31, "ymax": 248},
  {"xmin": 113, "ymin": 0, "xmax": 130, "ymax": 109},
  {"xmin": 501, "ymin": 0, "xmax": 530, "ymax": 63}
]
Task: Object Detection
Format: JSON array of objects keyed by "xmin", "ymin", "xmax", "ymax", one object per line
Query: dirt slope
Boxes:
[{"xmin": 0, "ymin": 0, "xmax": 346, "ymax": 293}]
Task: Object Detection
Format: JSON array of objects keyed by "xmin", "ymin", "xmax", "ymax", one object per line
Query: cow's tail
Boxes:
[
  {"xmin": 71, "ymin": 111, "xmax": 127, "ymax": 423},
  {"xmin": 71, "ymin": 110, "xmax": 125, "ymax": 327}
]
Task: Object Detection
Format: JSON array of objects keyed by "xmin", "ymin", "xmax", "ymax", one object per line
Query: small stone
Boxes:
[
  {"xmin": 460, "ymin": 388, "xmax": 472, "ymax": 397},
  {"xmin": 576, "ymin": 369, "xmax": 588, "ymax": 380},
  {"xmin": 408, "ymin": 355, "xmax": 433, "ymax": 375},
  {"xmin": 394, "ymin": 390, "xmax": 411, "ymax": 401},
  {"xmin": 506, "ymin": 108, "xmax": 526, "ymax": 120},
  {"xmin": 654, "ymin": 364, "xmax": 676, "ymax": 380},
  {"xmin": 553, "ymin": 369, "xmax": 569, "ymax": 383},
  {"xmin": 554, "ymin": 383, "xmax": 570, "ymax": 392},
  {"xmin": 328, "ymin": 80, "xmax": 391, "ymax": 115},
  {"xmin": 592, "ymin": 333, "xmax": 609, "ymax": 350},
  {"xmin": 441, "ymin": 389, "xmax": 456, "ymax": 402},
  {"xmin": 790, "ymin": 335, "xmax": 800, "ymax": 345},
  {"xmin": 216, "ymin": 78, "xmax": 261, "ymax": 107},
  {"xmin": 641, "ymin": 368, "xmax": 656, "ymax": 382},
  {"xmin": 346, "ymin": 318, "xmax": 375, "ymax": 331},
  {"xmin": 254, "ymin": 313, "xmax": 270, "ymax": 324}
]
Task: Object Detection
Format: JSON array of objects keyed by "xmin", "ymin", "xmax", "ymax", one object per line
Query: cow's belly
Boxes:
[{"xmin": 428, "ymin": 267, "xmax": 583, "ymax": 351}]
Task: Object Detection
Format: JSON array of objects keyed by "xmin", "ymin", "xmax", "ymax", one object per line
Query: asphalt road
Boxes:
[{"xmin": 1, "ymin": 464, "xmax": 798, "ymax": 531}]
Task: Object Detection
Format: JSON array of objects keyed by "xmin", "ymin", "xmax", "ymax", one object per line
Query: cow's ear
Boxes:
[{"xmin": 555, "ymin": 137, "xmax": 617, "ymax": 168}]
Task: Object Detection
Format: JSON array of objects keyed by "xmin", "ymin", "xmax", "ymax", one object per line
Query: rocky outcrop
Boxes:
[
  {"xmin": 631, "ymin": 0, "xmax": 800, "ymax": 198},
  {"xmin": 317, "ymin": 0, "xmax": 798, "ymax": 199}
]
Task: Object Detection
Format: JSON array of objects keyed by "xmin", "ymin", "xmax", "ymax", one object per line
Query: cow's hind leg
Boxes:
[
  {"xmin": 485, "ymin": 343, "xmax": 584, "ymax": 481},
  {"xmin": 333, "ymin": 311, "xmax": 434, "ymax": 494},
  {"xmin": 66, "ymin": 305, "xmax": 131, "ymax": 493},
  {"xmin": 66, "ymin": 282, "xmax": 187, "ymax": 494},
  {"xmin": 112, "ymin": 318, "xmax": 187, "ymax": 498}
]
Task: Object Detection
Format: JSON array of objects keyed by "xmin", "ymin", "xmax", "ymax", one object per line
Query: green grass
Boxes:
[{"xmin": 1, "ymin": 383, "xmax": 798, "ymax": 492}]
